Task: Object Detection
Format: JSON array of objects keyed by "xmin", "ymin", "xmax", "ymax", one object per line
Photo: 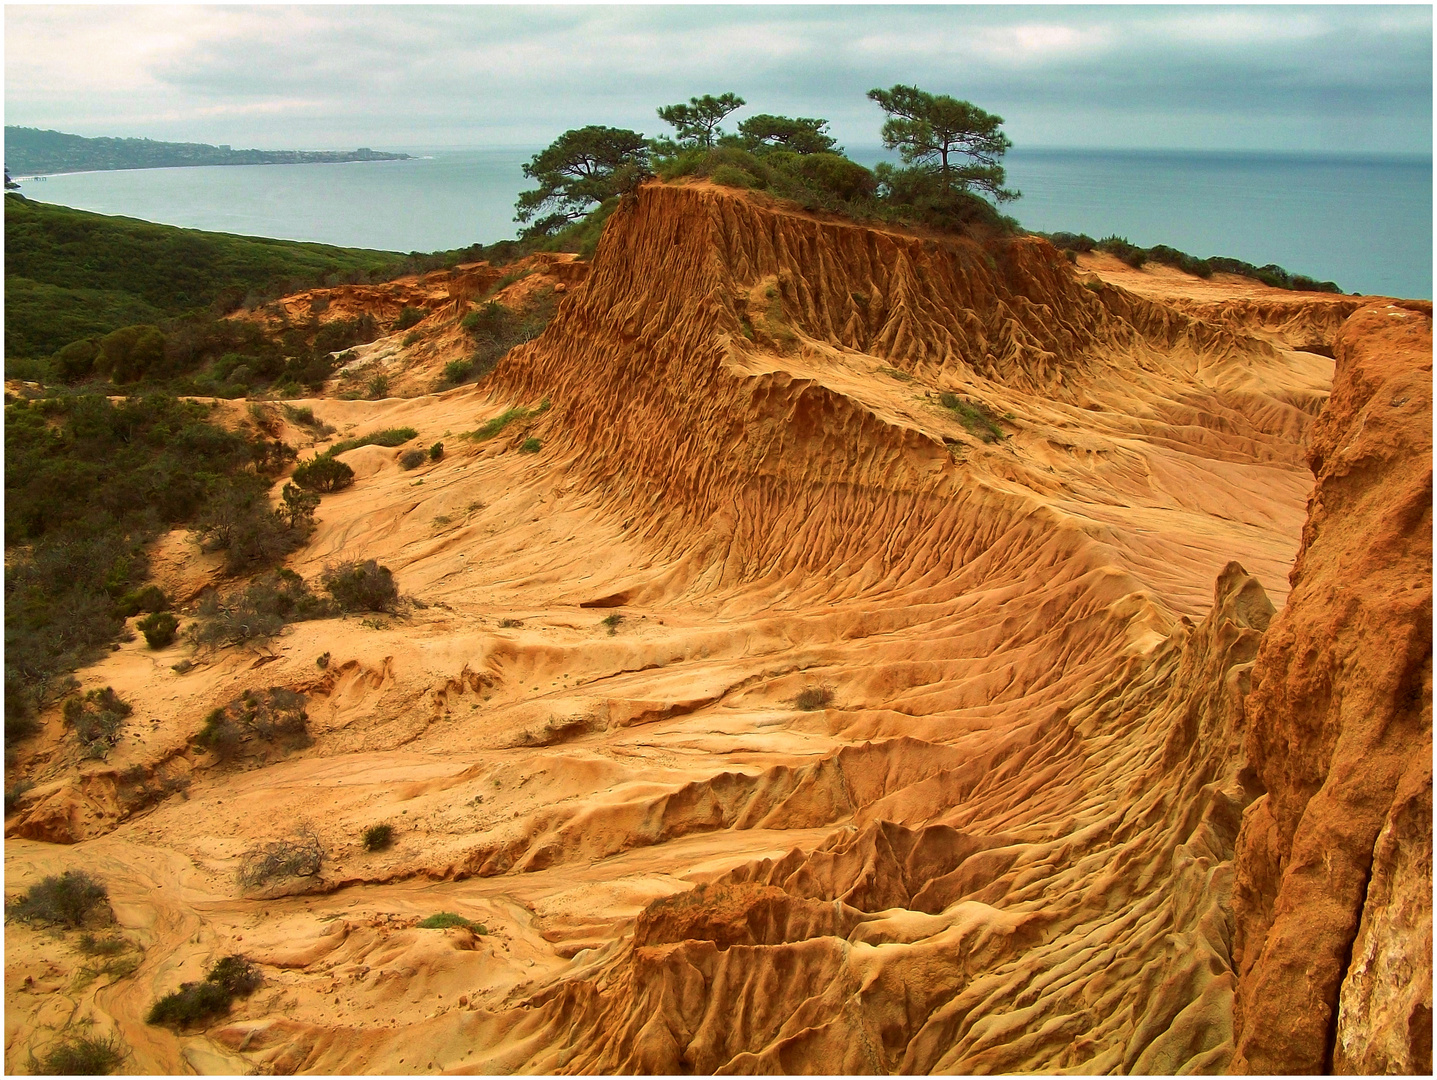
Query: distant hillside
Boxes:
[
  {"xmin": 4, "ymin": 195, "xmax": 404, "ymax": 358},
  {"xmin": 4, "ymin": 126, "xmax": 409, "ymax": 175}
]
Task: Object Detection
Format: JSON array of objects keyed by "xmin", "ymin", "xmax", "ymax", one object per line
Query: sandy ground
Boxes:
[{"xmin": 5, "ymin": 185, "xmax": 1403, "ymax": 1074}]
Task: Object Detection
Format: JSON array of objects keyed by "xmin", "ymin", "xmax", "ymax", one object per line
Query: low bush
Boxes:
[
  {"xmin": 291, "ymin": 454, "xmax": 355, "ymax": 493},
  {"xmin": 189, "ymin": 568, "xmax": 334, "ymax": 649},
  {"xmin": 31, "ymin": 1031, "xmax": 128, "ymax": 1075},
  {"xmin": 194, "ymin": 475, "xmax": 306, "ymax": 571},
  {"xmin": 428, "ymin": 441, "xmax": 444, "ymax": 461},
  {"xmin": 601, "ymin": 612, "xmax": 623, "ymax": 636},
  {"xmin": 366, "ymin": 374, "xmax": 389, "ymax": 399},
  {"xmin": 393, "ymin": 306, "xmax": 425, "ymax": 331},
  {"xmin": 321, "ymin": 559, "xmax": 399, "ymax": 613},
  {"xmin": 63, "ymin": 688, "xmax": 133, "ymax": 758},
  {"xmin": 399, "ymin": 448, "xmax": 427, "ymax": 470},
  {"xmin": 7, "ymin": 870, "xmax": 111, "ymax": 927},
  {"xmin": 417, "ymin": 912, "xmax": 486, "ymax": 933},
  {"xmin": 362, "ymin": 823, "xmax": 394, "ymax": 851},
  {"xmin": 237, "ymin": 829, "xmax": 323, "ymax": 889},
  {"xmin": 441, "ymin": 358, "xmax": 473, "ymax": 385},
  {"xmin": 794, "ymin": 686, "xmax": 833, "ymax": 711},
  {"xmin": 115, "ymin": 583, "xmax": 168, "ymax": 618},
  {"xmin": 194, "ymin": 686, "xmax": 310, "ymax": 760},
  {"xmin": 137, "ymin": 611, "xmax": 179, "ymax": 649},
  {"xmin": 519, "ymin": 437, "xmax": 542, "ymax": 454},
  {"xmin": 939, "ymin": 392, "xmax": 1004, "ymax": 443},
  {"xmin": 146, "ymin": 954, "xmax": 262, "ymax": 1027}
]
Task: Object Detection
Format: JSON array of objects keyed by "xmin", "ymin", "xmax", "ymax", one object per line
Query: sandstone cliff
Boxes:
[{"xmin": 4, "ymin": 181, "xmax": 1427, "ymax": 1076}]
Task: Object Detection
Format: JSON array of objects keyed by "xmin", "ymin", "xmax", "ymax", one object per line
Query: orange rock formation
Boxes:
[{"xmin": 5, "ymin": 181, "xmax": 1429, "ymax": 1075}]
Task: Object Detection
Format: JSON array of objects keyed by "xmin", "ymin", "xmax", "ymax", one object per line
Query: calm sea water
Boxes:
[{"xmin": 18, "ymin": 147, "xmax": 1432, "ymax": 299}]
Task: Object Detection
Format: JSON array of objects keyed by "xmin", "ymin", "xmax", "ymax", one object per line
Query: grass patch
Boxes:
[
  {"xmin": 877, "ymin": 366, "xmax": 913, "ymax": 382},
  {"xmin": 7, "ymin": 870, "xmax": 111, "ymax": 928},
  {"xmin": 30, "ymin": 1030, "xmax": 129, "ymax": 1075},
  {"xmin": 939, "ymin": 392, "xmax": 1004, "ymax": 443},
  {"xmin": 325, "ymin": 426, "xmax": 417, "ymax": 457},
  {"xmin": 467, "ymin": 399, "xmax": 550, "ymax": 442},
  {"xmin": 417, "ymin": 912, "xmax": 487, "ymax": 933},
  {"xmin": 794, "ymin": 686, "xmax": 833, "ymax": 711}
]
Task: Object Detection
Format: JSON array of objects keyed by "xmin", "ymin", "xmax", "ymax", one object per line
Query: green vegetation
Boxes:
[
  {"xmin": 63, "ymin": 688, "xmax": 134, "ymax": 759},
  {"xmin": 322, "ymin": 559, "xmax": 399, "ymax": 613},
  {"xmin": 194, "ymin": 687, "xmax": 310, "ymax": 760},
  {"xmin": 136, "ymin": 610, "xmax": 180, "ymax": 649},
  {"xmin": 428, "ymin": 441, "xmax": 444, "ymax": 461},
  {"xmin": 519, "ymin": 437, "xmax": 542, "ymax": 454},
  {"xmin": 30, "ymin": 1031, "xmax": 129, "ymax": 1075},
  {"xmin": 461, "ymin": 294, "xmax": 560, "ymax": 381},
  {"xmin": 468, "ymin": 398, "xmax": 550, "ymax": 442},
  {"xmin": 6, "ymin": 126, "xmax": 408, "ymax": 174},
  {"xmin": 146, "ymin": 954, "xmax": 262, "ymax": 1027},
  {"xmin": 362, "ymin": 823, "xmax": 394, "ymax": 851},
  {"xmin": 939, "ymin": 392, "xmax": 1004, "ymax": 443},
  {"xmin": 794, "ymin": 686, "xmax": 834, "ymax": 711},
  {"xmin": 601, "ymin": 612, "xmax": 624, "ymax": 635},
  {"xmin": 3, "ymin": 394, "xmax": 304, "ymax": 737},
  {"xmin": 399, "ymin": 448, "xmax": 427, "ymax": 469},
  {"xmin": 392, "ymin": 306, "xmax": 425, "ymax": 331},
  {"xmin": 515, "ymin": 126, "xmax": 652, "ymax": 238},
  {"xmin": 189, "ymin": 569, "xmax": 334, "ymax": 649},
  {"xmin": 5, "ymin": 195, "xmax": 402, "ymax": 362},
  {"xmin": 325, "ymin": 426, "xmax": 418, "ymax": 457},
  {"xmin": 290, "ymin": 455, "xmax": 355, "ymax": 493},
  {"xmin": 417, "ymin": 912, "xmax": 487, "ymax": 933},
  {"xmin": 1046, "ymin": 232, "xmax": 1342, "ymax": 292},
  {"xmin": 7, "ymin": 870, "xmax": 111, "ymax": 927},
  {"xmin": 868, "ymin": 84, "xmax": 1017, "ymax": 204}
]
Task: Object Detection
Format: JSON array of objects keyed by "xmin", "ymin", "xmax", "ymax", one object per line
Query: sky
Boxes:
[{"xmin": 5, "ymin": 4, "xmax": 1433, "ymax": 155}]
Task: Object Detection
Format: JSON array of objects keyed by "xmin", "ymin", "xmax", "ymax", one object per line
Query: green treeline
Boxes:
[{"xmin": 5, "ymin": 126, "xmax": 408, "ymax": 175}]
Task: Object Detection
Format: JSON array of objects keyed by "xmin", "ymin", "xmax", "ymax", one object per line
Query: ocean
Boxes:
[{"xmin": 17, "ymin": 147, "xmax": 1432, "ymax": 299}]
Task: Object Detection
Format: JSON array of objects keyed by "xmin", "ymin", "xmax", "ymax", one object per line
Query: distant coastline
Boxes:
[{"xmin": 4, "ymin": 126, "xmax": 409, "ymax": 176}]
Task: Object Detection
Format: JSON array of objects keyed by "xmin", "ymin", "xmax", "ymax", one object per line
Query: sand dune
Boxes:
[{"xmin": 5, "ymin": 181, "xmax": 1429, "ymax": 1074}]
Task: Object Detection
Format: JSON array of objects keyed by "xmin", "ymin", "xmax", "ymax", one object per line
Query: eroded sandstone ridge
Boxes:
[{"xmin": 5, "ymin": 182, "xmax": 1429, "ymax": 1075}]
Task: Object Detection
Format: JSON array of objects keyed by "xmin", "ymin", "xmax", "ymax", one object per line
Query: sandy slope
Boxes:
[{"xmin": 6, "ymin": 182, "xmax": 1429, "ymax": 1075}]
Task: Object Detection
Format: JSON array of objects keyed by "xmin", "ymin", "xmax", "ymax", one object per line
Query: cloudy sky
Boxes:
[{"xmin": 5, "ymin": 4, "xmax": 1432, "ymax": 154}]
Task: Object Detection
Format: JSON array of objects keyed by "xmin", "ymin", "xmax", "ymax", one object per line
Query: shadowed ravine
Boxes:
[{"xmin": 5, "ymin": 182, "xmax": 1429, "ymax": 1075}]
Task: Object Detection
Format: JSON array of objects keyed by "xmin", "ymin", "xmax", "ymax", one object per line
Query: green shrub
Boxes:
[
  {"xmin": 441, "ymin": 358, "xmax": 473, "ymax": 385},
  {"xmin": 322, "ymin": 559, "xmax": 398, "ymax": 613},
  {"xmin": 136, "ymin": 611, "xmax": 179, "ymax": 649},
  {"xmin": 291, "ymin": 454, "xmax": 355, "ymax": 493},
  {"xmin": 393, "ymin": 306, "xmax": 425, "ymax": 331},
  {"xmin": 362, "ymin": 823, "xmax": 394, "ymax": 851},
  {"xmin": 428, "ymin": 441, "xmax": 444, "ymax": 461},
  {"xmin": 519, "ymin": 437, "xmax": 542, "ymax": 454},
  {"xmin": 31, "ymin": 1031, "xmax": 128, "ymax": 1075},
  {"xmin": 7, "ymin": 870, "xmax": 111, "ymax": 927},
  {"xmin": 194, "ymin": 686, "xmax": 309, "ymax": 760},
  {"xmin": 325, "ymin": 426, "xmax": 418, "ymax": 456},
  {"xmin": 939, "ymin": 392, "xmax": 1004, "ymax": 443},
  {"xmin": 794, "ymin": 686, "xmax": 833, "ymax": 711},
  {"xmin": 146, "ymin": 954, "xmax": 262, "ymax": 1027},
  {"xmin": 417, "ymin": 912, "xmax": 486, "ymax": 933},
  {"xmin": 366, "ymin": 373, "xmax": 389, "ymax": 399},
  {"xmin": 399, "ymin": 448, "xmax": 427, "ymax": 470},
  {"xmin": 63, "ymin": 688, "xmax": 133, "ymax": 758},
  {"xmin": 601, "ymin": 612, "xmax": 623, "ymax": 635},
  {"xmin": 115, "ymin": 583, "xmax": 168, "ymax": 618},
  {"xmin": 189, "ymin": 569, "xmax": 334, "ymax": 649},
  {"xmin": 193, "ymin": 476, "xmax": 304, "ymax": 571},
  {"xmin": 710, "ymin": 164, "xmax": 757, "ymax": 189}
]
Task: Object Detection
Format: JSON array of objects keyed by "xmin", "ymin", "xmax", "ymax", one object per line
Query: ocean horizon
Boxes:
[{"xmin": 14, "ymin": 146, "xmax": 1432, "ymax": 299}]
